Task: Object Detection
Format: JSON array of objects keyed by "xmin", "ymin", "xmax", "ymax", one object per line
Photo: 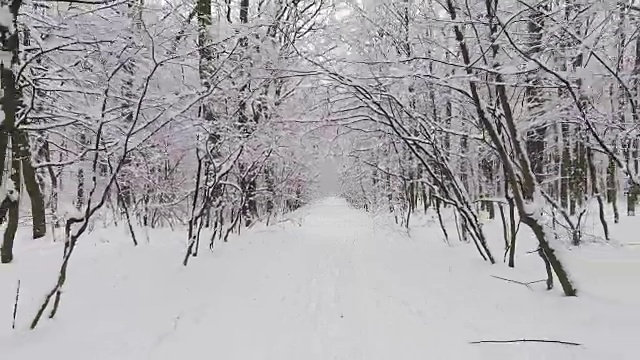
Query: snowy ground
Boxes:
[{"xmin": 1, "ymin": 197, "xmax": 640, "ymax": 359}]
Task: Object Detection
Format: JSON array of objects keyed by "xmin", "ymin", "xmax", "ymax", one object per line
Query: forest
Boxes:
[{"xmin": 0, "ymin": 0, "xmax": 639, "ymax": 357}]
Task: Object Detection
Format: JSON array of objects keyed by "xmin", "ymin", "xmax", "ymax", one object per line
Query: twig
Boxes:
[
  {"xmin": 469, "ymin": 339, "xmax": 582, "ymax": 346},
  {"xmin": 12, "ymin": 280, "xmax": 20, "ymax": 329},
  {"xmin": 490, "ymin": 275, "xmax": 546, "ymax": 291},
  {"xmin": 277, "ymin": 217, "xmax": 303, "ymax": 227}
]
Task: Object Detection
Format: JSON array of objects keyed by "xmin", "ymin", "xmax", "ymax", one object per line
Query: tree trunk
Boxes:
[
  {"xmin": 16, "ymin": 130, "xmax": 46, "ymax": 239},
  {"xmin": 1, "ymin": 135, "xmax": 21, "ymax": 264},
  {"xmin": 1, "ymin": 1, "xmax": 25, "ymax": 263},
  {"xmin": 444, "ymin": 0, "xmax": 577, "ymax": 295}
]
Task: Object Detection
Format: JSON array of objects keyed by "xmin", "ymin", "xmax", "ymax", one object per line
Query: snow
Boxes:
[
  {"xmin": 2, "ymin": 197, "xmax": 640, "ymax": 359},
  {"xmin": 0, "ymin": 178, "xmax": 19, "ymax": 202},
  {"xmin": 0, "ymin": 7, "xmax": 13, "ymax": 68},
  {"xmin": 0, "ymin": 7, "xmax": 13, "ymax": 33}
]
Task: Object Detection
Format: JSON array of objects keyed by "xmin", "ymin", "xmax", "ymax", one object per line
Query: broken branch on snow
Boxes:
[{"xmin": 469, "ymin": 339, "xmax": 582, "ymax": 346}]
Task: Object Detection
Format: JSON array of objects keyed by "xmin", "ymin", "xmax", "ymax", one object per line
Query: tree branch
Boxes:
[{"xmin": 470, "ymin": 339, "xmax": 582, "ymax": 346}]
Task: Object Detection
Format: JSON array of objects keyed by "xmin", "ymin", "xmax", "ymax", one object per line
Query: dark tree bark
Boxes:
[
  {"xmin": 444, "ymin": 0, "xmax": 576, "ymax": 295},
  {"xmin": 1, "ymin": 0, "xmax": 47, "ymax": 262}
]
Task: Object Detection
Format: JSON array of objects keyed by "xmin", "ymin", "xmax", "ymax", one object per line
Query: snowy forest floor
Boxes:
[{"xmin": 1, "ymin": 197, "xmax": 639, "ymax": 359}]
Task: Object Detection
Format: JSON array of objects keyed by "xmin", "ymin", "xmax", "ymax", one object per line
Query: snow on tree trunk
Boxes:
[{"xmin": 0, "ymin": 0, "xmax": 46, "ymax": 262}]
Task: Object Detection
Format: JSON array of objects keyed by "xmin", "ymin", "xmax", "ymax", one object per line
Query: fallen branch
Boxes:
[
  {"xmin": 12, "ymin": 280, "xmax": 20, "ymax": 329},
  {"xmin": 469, "ymin": 339, "xmax": 581, "ymax": 346},
  {"xmin": 490, "ymin": 275, "xmax": 546, "ymax": 291},
  {"xmin": 277, "ymin": 217, "xmax": 303, "ymax": 227}
]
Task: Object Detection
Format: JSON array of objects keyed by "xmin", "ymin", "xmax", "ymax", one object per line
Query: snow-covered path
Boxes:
[{"xmin": 2, "ymin": 197, "xmax": 639, "ymax": 359}]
